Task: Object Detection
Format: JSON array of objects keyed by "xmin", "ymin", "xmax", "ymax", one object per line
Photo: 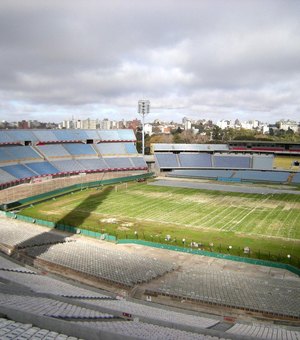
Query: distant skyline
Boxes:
[{"xmin": 0, "ymin": 1, "xmax": 300, "ymax": 123}]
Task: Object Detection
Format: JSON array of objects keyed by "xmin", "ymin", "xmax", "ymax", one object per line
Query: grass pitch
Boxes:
[{"xmin": 20, "ymin": 181, "xmax": 300, "ymax": 265}]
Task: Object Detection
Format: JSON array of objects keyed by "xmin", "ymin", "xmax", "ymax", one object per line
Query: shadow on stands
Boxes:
[{"xmin": 12, "ymin": 186, "xmax": 114, "ymax": 259}]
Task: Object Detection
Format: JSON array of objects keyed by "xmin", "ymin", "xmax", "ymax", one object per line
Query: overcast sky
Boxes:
[{"xmin": 0, "ymin": 0, "xmax": 300, "ymax": 123}]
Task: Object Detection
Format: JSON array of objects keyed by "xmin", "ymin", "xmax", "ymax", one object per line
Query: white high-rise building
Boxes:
[{"xmin": 279, "ymin": 120, "xmax": 298, "ymax": 132}]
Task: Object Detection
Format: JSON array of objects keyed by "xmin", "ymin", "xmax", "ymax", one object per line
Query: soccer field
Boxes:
[{"xmin": 20, "ymin": 181, "xmax": 300, "ymax": 263}]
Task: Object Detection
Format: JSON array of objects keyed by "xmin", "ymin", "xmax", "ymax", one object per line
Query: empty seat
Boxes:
[
  {"xmin": 98, "ymin": 130, "xmax": 120, "ymax": 141},
  {"xmin": 33, "ymin": 130, "xmax": 58, "ymax": 141},
  {"xmin": 95, "ymin": 143, "xmax": 126, "ymax": 155},
  {"xmin": 37, "ymin": 145, "xmax": 71, "ymax": 158},
  {"xmin": 118, "ymin": 129, "xmax": 136, "ymax": 141},
  {"xmin": 77, "ymin": 158, "xmax": 109, "ymax": 171},
  {"xmin": 5, "ymin": 130, "xmax": 37, "ymax": 143},
  {"xmin": 50, "ymin": 160, "xmax": 84, "ymax": 172},
  {"xmin": 232, "ymin": 170, "xmax": 289, "ymax": 182},
  {"xmin": 169, "ymin": 169, "xmax": 233, "ymax": 179},
  {"xmin": 252, "ymin": 155, "xmax": 274, "ymax": 170},
  {"xmin": 124, "ymin": 143, "xmax": 138, "ymax": 154},
  {"xmin": 178, "ymin": 153, "xmax": 212, "ymax": 167},
  {"xmin": 25, "ymin": 161, "xmax": 59, "ymax": 175},
  {"xmin": 0, "ymin": 168, "xmax": 17, "ymax": 183},
  {"xmin": 63, "ymin": 143, "xmax": 97, "ymax": 156},
  {"xmin": 130, "ymin": 157, "xmax": 147, "ymax": 168},
  {"xmin": 104, "ymin": 157, "xmax": 133, "ymax": 168},
  {"xmin": 1, "ymin": 164, "xmax": 37, "ymax": 179},
  {"xmin": 214, "ymin": 155, "xmax": 250, "ymax": 168},
  {"xmin": 0, "ymin": 146, "xmax": 41, "ymax": 161},
  {"xmin": 292, "ymin": 172, "xmax": 300, "ymax": 183},
  {"xmin": 0, "ymin": 131, "xmax": 13, "ymax": 144},
  {"xmin": 155, "ymin": 154, "xmax": 179, "ymax": 168}
]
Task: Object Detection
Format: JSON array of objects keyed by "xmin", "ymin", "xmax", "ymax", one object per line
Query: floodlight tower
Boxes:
[{"xmin": 138, "ymin": 100, "xmax": 150, "ymax": 155}]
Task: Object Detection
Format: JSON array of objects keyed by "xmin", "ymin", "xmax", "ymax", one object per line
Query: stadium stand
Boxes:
[
  {"xmin": 168, "ymin": 169, "xmax": 291, "ymax": 184},
  {"xmin": 178, "ymin": 153, "xmax": 212, "ymax": 167},
  {"xmin": 169, "ymin": 169, "xmax": 234, "ymax": 179},
  {"xmin": 77, "ymin": 158, "xmax": 109, "ymax": 171},
  {"xmin": 130, "ymin": 157, "xmax": 148, "ymax": 168},
  {"xmin": 153, "ymin": 144, "xmax": 229, "ymax": 152},
  {"xmin": 4, "ymin": 130, "xmax": 38, "ymax": 143},
  {"xmin": 84, "ymin": 129, "xmax": 101, "ymax": 139},
  {"xmin": 50, "ymin": 159, "xmax": 85, "ymax": 172},
  {"xmin": 0, "ymin": 220, "xmax": 71, "ymax": 249},
  {"xmin": 124, "ymin": 142, "xmax": 138, "ymax": 154},
  {"xmin": 0, "ymin": 131, "xmax": 13, "ymax": 144},
  {"xmin": 117, "ymin": 129, "xmax": 136, "ymax": 141},
  {"xmin": 63, "ymin": 143, "xmax": 97, "ymax": 157},
  {"xmin": 104, "ymin": 157, "xmax": 135, "ymax": 169},
  {"xmin": 226, "ymin": 323, "xmax": 300, "ymax": 339},
  {"xmin": 155, "ymin": 153, "xmax": 179, "ymax": 168},
  {"xmin": 252, "ymin": 155, "xmax": 273, "ymax": 170},
  {"xmin": 25, "ymin": 240, "xmax": 177, "ymax": 287},
  {"xmin": 95, "ymin": 143, "xmax": 126, "ymax": 155},
  {"xmin": 52, "ymin": 129, "xmax": 85, "ymax": 141},
  {"xmin": 148, "ymin": 267, "xmax": 300, "ymax": 318},
  {"xmin": 98, "ymin": 130, "xmax": 120, "ymax": 141},
  {"xmin": 0, "ymin": 218, "xmax": 299, "ymax": 339},
  {"xmin": 33, "ymin": 129, "xmax": 58, "ymax": 142},
  {"xmin": 0, "ymin": 129, "xmax": 146, "ymax": 189},
  {"xmin": 0, "ymin": 146, "xmax": 42, "ymax": 162},
  {"xmin": 0, "ymin": 168, "xmax": 17, "ymax": 184},
  {"xmin": 25, "ymin": 161, "xmax": 59, "ymax": 176},
  {"xmin": 0, "ymin": 318, "xmax": 81, "ymax": 340},
  {"xmin": 0, "ymin": 148, "xmax": 15, "ymax": 162},
  {"xmin": 292, "ymin": 172, "xmax": 300, "ymax": 184},
  {"xmin": 36, "ymin": 144, "xmax": 71, "ymax": 158},
  {"xmin": 1, "ymin": 164, "xmax": 38, "ymax": 179},
  {"xmin": 232, "ymin": 170, "xmax": 290, "ymax": 183},
  {"xmin": 214, "ymin": 155, "xmax": 251, "ymax": 168}
]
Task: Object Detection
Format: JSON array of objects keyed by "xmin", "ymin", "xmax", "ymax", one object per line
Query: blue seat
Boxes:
[
  {"xmin": 1, "ymin": 164, "xmax": 37, "ymax": 179},
  {"xmin": 214, "ymin": 155, "xmax": 250, "ymax": 168},
  {"xmin": 37, "ymin": 145, "xmax": 71, "ymax": 157},
  {"xmin": 178, "ymin": 153, "xmax": 212, "ymax": 167},
  {"xmin": 104, "ymin": 157, "xmax": 134, "ymax": 168},
  {"xmin": 130, "ymin": 157, "xmax": 147, "ymax": 168},
  {"xmin": 63, "ymin": 143, "xmax": 97, "ymax": 156},
  {"xmin": 155, "ymin": 154, "xmax": 179, "ymax": 168},
  {"xmin": 25, "ymin": 162, "xmax": 59, "ymax": 175},
  {"xmin": 96, "ymin": 143, "xmax": 126, "ymax": 155},
  {"xmin": 124, "ymin": 143, "xmax": 138, "ymax": 154}
]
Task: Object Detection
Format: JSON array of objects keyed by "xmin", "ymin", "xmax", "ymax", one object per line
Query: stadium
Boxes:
[{"xmin": 0, "ymin": 129, "xmax": 299, "ymax": 340}]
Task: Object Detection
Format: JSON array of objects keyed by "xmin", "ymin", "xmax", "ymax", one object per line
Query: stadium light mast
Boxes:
[{"xmin": 138, "ymin": 100, "xmax": 150, "ymax": 155}]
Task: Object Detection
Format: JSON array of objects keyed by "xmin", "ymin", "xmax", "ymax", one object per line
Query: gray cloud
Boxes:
[{"xmin": 0, "ymin": 0, "xmax": 299, "ymax": 123}]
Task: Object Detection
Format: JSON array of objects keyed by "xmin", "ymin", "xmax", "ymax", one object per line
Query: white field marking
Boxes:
[
  {"xmin": 262, "ymin": 194, "xmax": 290, "ymax": 237},
  {"xmin": 217, "ymin": 193, "xmax": 263, "ymax": 231},
  {"xmin": 192, "ymin": 194, "xmax": 241, "ymax": 227},
  {"xmin": 275, "ymin": 198, "xmax": 300, "ymax": 239},
  {"xmin": 220, "ymin": 207, "xmax": 256, "ymax": 232},
  {"xmin": 191, "ymin": 193, "xmax": 258, "ymax": 228},
  {"xmin": 182, "ymin": 191, "xmax": 243, "ymax": 229},
  {"xmin": 287, "ymin": 207, "xmax": 300, "ymax": 239},
  {"xmin": 238, "ymin": 199, "xmax": 275, "ymax": 234},
  {"xmin": 251, "ymin": 205, "xmax": 284, "ymax": 237},
  {"xmin": 253, "ymin": 193, "xmax": 291, "ymax": 237},
  {"xmin": 280, "ymin": 203, "xmax": 298, "ymax": 239},
  {"xmin": 223, "ymin": 194, "xmax": 273, "ymax": 232},
  {"xmin": 132, "ymin": 188, "xmax": 203, "ymax": 222},
  {"xmin": 127, "ymin": 188, "xmax": 186, "ymax": 220},
  {"xmin": 215, "ymin": 195, "xmax": 263, "ymax": 231}
]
